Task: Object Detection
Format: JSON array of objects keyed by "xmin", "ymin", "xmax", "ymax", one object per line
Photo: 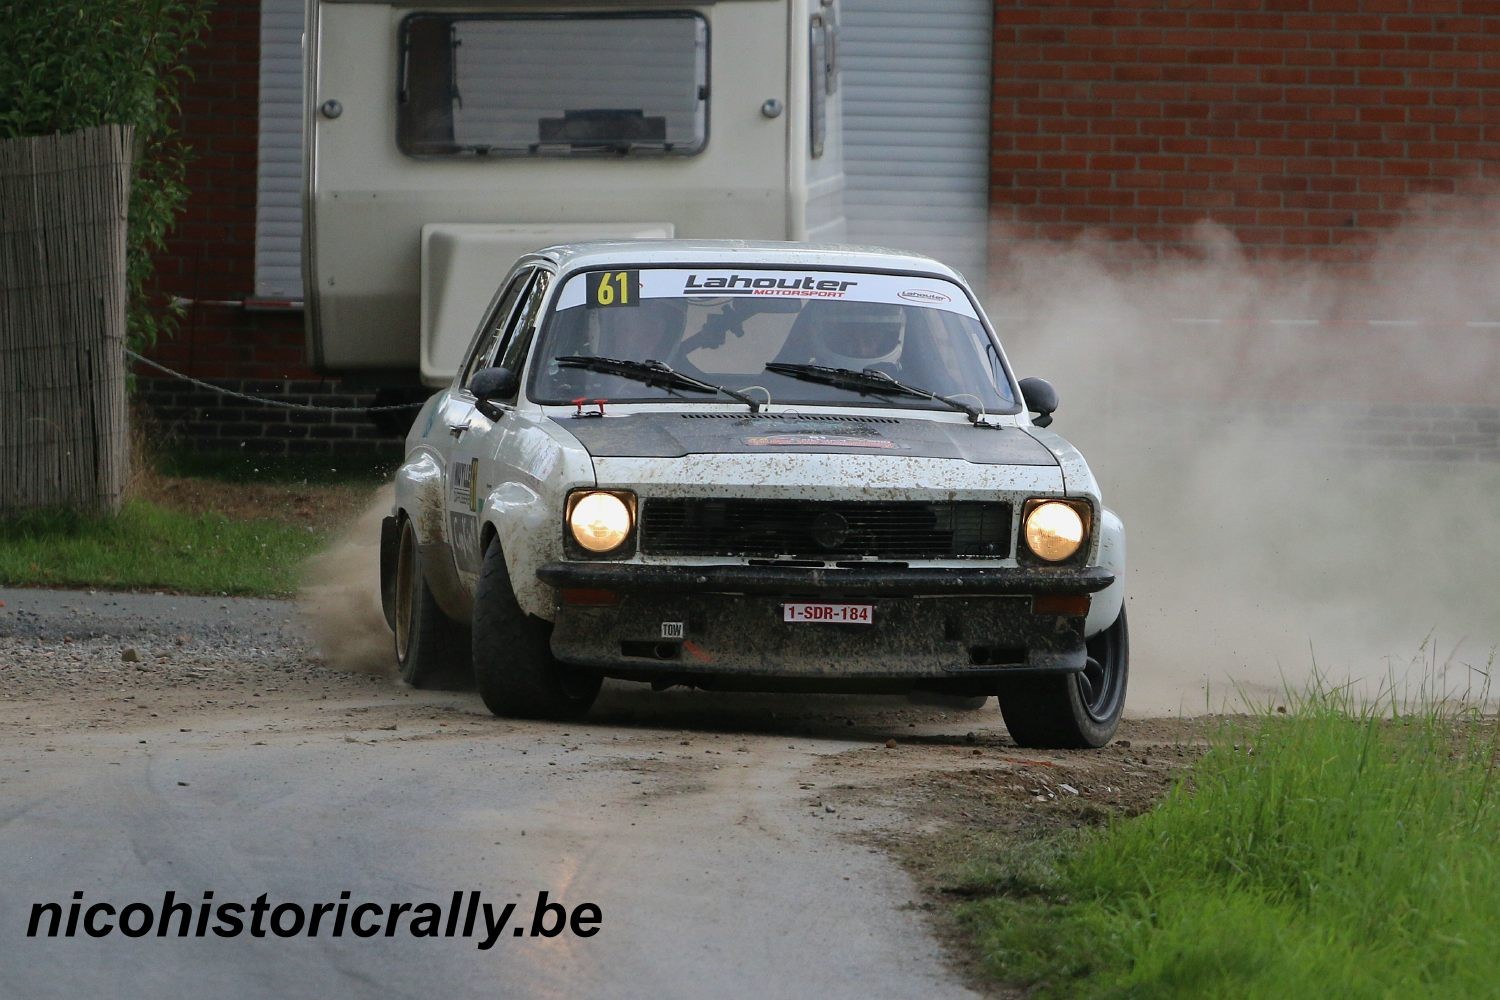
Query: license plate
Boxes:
[{"xmin": 782, "ymin": 602, "xmax": 874, "ymax": 624}]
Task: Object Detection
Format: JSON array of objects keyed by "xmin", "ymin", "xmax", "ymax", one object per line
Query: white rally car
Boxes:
[{"xmin": 380, "ymin": 240, "xmax": 1128, "ymax": 748}]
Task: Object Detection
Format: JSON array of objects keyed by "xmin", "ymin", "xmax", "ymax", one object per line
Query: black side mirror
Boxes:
[
  {"xmin": 1017, "ymin": 377, "xmax": 1058, "ymax": 428},
  {"xmin": 469, "ymin": 366, "xmax": 519, "ymax": 419}
]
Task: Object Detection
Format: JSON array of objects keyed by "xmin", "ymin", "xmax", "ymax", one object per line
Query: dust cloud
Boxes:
[
  {"xmin": 989, "ymin": 200, "xmax": 1500, "ymax": 714},
  {"xmin": 298, "ymin": 483, "xmax": 396, "ymax": 677}
]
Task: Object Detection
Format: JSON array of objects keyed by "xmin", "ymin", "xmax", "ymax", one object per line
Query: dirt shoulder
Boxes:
[
  {"xmin": 794, "ymin": 719, "xmax": 1207, "ymax": 995},
  {"xmin": 132, "ymin": 466, "xmax": 377, "ymax": 533}
]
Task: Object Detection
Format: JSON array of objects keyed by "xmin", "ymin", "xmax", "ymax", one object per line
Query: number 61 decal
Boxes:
[{"xmin": 586, "ymin": 270, "xmax": 640, "ymax": 308}]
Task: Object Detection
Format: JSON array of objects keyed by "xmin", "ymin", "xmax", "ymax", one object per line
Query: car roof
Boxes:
[{"xmin": 525, "ymin": 239, "xmax": 970, "ymax": 285}]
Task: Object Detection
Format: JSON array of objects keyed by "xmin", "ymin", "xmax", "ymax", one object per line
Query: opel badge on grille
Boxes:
[{"xmin": 810, "ymin": 511, "xmax": 851, "ymax": 550}]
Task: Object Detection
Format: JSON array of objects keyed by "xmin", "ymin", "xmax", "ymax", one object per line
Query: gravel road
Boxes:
[{"xmin": 0, "ymin": 587, "xmax": 1189, "ymax": 1000}]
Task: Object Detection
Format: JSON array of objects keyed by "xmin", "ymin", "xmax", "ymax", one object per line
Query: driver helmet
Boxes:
[
  {"xmin": 595, "ymin": 297, "xmax": 686, "ymax": 362},
  {"xmin": 810, "ymin": 302, "xmax": 906, "ymax": 370}
]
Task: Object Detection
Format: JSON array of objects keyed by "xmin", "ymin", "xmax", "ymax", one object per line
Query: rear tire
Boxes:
[
  {"xmin": 393, "ymin": 518, "xmax": 472, "ymax": 690},
  {"xmin": 473, "ymin": 536, "xmax": 601, "ymax": 719},
  {"xmin": 996, "ymin": 609, "xmax": 1129, "ymax": 749}
]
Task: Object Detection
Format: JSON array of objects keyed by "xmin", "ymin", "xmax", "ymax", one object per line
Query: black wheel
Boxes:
[
  {"xmin": 996, "ymin": 609, "xmax": 1129, "ymax": 749},
  {"xmin": 473, "ymin": 536, "xmax": 601, "ymax": 720},
  {"xmin": 393, "ymin": 517, "xmax": 473, "ymax": 689}
]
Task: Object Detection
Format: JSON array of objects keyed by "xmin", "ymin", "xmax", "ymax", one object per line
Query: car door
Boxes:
[
  {"xmin": 444, "ymin": 268, "xmax": 552, "ymax": 587},
  {"xmin": 443, "ymin": 266, "xmax": 541, "ymax": 586}
]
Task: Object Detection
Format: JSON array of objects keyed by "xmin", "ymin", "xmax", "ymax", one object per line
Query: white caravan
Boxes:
[{"xmin": 303, "ymin": 0, "xmax": 847, "ymax": 384}]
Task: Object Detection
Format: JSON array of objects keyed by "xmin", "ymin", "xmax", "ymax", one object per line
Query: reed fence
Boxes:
[{"xmin": 0, "ymin": 125, "xmax": 133, "ymax": 515}]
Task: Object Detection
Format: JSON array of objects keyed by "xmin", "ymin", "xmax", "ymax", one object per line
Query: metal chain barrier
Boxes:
[{"xmin": 126, "ymin": 350, "xmax": 423, "ymax": 412}]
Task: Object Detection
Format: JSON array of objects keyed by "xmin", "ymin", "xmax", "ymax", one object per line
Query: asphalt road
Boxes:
[{"xmin": 0, "ymin": 588, "xmax": 983, "ymax": 1000}]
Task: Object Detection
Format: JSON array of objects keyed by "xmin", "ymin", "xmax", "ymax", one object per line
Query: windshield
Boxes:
[
  {"xmin": 397, "ymin": 14, "xmax": 708, "ymax": 157},
  {"xmin": 529, "ymin": 268, "xmax": 1017, "ymax": 414}
]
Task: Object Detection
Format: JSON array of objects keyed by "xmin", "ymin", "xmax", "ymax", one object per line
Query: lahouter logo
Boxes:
[
  {"xmin": 898, "ymin": 288, "xmax": 951, "ymax": 304},
  {"xmin": 684, "ymin": 274, "xmax": 857, "ymax": 298}
]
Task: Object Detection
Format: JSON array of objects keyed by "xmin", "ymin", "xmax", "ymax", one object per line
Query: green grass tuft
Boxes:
[
  {"xmin": 960, "ymin": 679, "xmax": 1500, "ymax": 998},
  {"xmin": 0, "ymin": 500, "xmax": 328, "ymax": 597}
]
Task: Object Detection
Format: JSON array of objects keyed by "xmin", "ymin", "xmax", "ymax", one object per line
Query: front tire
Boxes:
[
  {"xmin": 393, "ymin": 517, "xmax": 472, "ymax": 690},
  {"xmin": 473, "ymin": 536, "xmax": 601, "ymax": 720},
  {"xmin": 996, "ymin": 609, "xmax": 1129, "ymax": 749}
]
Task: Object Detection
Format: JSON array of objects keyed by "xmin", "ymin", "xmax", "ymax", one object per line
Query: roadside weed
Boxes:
[{"xmin": 962, "ymin": 670, "xmax": 1500, "ymax": 998}]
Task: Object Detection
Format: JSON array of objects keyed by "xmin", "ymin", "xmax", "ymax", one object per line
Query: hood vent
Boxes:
[{"xmin": 678, "ymin": 412, "xmax": 900, "ymax": 424}]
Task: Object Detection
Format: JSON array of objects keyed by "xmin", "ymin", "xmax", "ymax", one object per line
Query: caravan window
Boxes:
[{"xmin": 397, "ymin": 13, "xmax": 709, "ymax": 158}]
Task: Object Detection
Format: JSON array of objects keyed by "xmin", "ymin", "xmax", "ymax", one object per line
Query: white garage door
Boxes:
[
  {"xmin": 839, "ymin": 0, "xmax": 993, "ymax": 288},
  {"xmin": 254, "ymin": 0, "xmax": 304, "ymax": 302}
]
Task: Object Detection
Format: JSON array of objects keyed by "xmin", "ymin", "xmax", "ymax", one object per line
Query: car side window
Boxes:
[
  {"xmin": 459, "ymin": 268, "xmax": 535, "ymax": 391},
  {"xmin": 494, "ymin": 270, "xmax": 552, "ymax": 397}
]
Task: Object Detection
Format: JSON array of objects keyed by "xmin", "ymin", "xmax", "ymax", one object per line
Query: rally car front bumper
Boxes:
[{"xmin": 537, "ymin": 562, "xmax": 1114, "ymax": 683}]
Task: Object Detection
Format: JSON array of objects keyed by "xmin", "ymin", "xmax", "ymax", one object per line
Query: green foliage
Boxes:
[
  {"xmin": 0, "ymin": 0, "xmax": 212, "ymax": 352},
  {"xmin": 0, "ymin": 500, "xmax": 326, "ymax": 598},
  {"xmin": 959, "ymin": 681, "xmax": 1500, "ymax": 998}
]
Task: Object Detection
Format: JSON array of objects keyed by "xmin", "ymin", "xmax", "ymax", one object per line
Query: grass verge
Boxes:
[
  {"xmin": 0, "ymin": 448, "xmax": 392, "ymax": 596},
  {"xmin": 955, "ymin": 683, "xmax": 1500, "ymax": 998},
  {"xmin": 0, "ymin": 500, "xmax": 332, "ymax": 597}
]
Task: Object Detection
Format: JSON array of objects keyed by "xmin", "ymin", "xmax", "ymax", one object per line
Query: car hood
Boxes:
[{"xmin": 548, "ymin": 412, "xmax": 1059, "ymax": 467}]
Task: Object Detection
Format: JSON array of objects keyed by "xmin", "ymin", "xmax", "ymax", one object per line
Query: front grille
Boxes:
[{"xmin": 640, "ymin": 498, "xmax": 1011, "ymax": 559}]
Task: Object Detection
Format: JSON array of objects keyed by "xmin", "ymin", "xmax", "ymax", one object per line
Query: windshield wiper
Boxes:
[
  {"xmin": 556, "ymin": 356, "xmax": 762, "ymax": 413},
  {"xmin": 764, "ymin": 362, "xmax": 996, "ymax": 428}
]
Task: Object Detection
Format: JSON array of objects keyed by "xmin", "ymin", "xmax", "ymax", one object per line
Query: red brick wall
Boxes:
[
  {"xmin": 989, "ymin": 1, "xmax": 1500, "ymax": 264},
  {"xmin": 148, "ymin": 0, "xmax": 315, "ymax": 383}
]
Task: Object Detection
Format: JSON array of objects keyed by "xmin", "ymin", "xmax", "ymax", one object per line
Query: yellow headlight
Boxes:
[
  {"xmin": 569, "ymin": 492, "xmax": 632, "ymax": 553},
  {"xmin": 1024, "ymin": 501, "xmax": 1086, "ymax": 562}
]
